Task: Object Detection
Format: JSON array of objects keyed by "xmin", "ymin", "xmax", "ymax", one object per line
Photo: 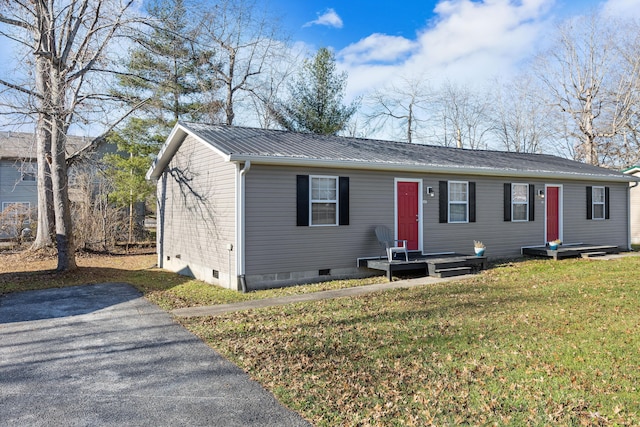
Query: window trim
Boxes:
[
  {"xmin": 309, "ymin": 175, "xmax": 339, "ymax": 227},
  {"xmin": 511, "ymin": 183, "xmax": 529, "ymax": 222},
  {"xmin": 448, "ymin": 181, "xmax": 469, "ymax": 223},
  {"xmin": 592, "ymin": 186, "xmax": 606, "ymax": 220}
]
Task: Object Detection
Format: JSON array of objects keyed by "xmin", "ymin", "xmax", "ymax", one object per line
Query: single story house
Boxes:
[
  {"xmin": 623, "ymin": 166, "xmax": 640, "ymax": 244},
  {"xmin": 147, "ymin": 122, "xmax": 639, "ymax": 291}
]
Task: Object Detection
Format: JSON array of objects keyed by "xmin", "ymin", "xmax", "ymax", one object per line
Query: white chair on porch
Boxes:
[{"xmin": 375, "ymin": 226, "xmax": 408, "ymax": 262}]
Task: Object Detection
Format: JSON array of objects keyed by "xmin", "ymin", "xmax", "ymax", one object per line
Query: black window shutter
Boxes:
[
  {"xmin": 504, "ymin": 183, "xmax": 512, "ymax": 222},
  {"xmin": 605, "ymin": 186, "xmax": 610, "ymax": 220},
  {"xmin": 586, "ymin": 186, "xmax": 593, "ymax": 220},
  {"xmin": 296, "ymin": 175, "xmax": 309, "ymax": 226},
  {"xmin": 339, "ymin": 177, "xmax": 349, "ymax": 225},
  {"xmin": 528, "ymin": 184, "xmax": 535, "ymax": 221},
  {"xmin": 439, "ymin": 181, "xmax": 448, "ymax": 223},
  {"xmin": 469, "ymin": 182, "xmax": 476, "ymax": 223}
]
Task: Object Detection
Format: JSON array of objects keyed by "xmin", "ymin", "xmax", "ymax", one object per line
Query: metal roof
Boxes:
[{"xmin": 147, "ymin": 121, "xmax": 638, "ymax": 183}]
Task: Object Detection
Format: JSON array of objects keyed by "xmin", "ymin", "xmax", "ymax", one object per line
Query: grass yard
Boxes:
[
  {"xmin": 182, "ymin": 257, "xmax": 640, "ymax": 426},
  {"xmin": 1, "ymin": 251, "xmax": 639, "ymax": 425}
]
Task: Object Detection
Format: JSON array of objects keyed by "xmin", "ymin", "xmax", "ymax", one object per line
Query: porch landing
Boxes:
[
  {"xmin": 359, "ymin": 253, "xmax": 488, "ymax": 281},
  {"xmin": 522, "ymin": 244, "xmax": 619, "ymax": 260}
]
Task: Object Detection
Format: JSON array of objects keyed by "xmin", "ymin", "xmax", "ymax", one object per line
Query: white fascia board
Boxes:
[
  {"xmin": 623, "ymin": 167, "xmax": 640, "ymax": 175},
  {"xmin": 146, "ymin": 124, "xmax": 187, "ymax": 180},
  {"xmin": 146, "ymin": 123, "xmax": 231, "ymax": 180},
  {"xmin": 226, "ymin": 154, "xmax": 640, "ymax": 183}
]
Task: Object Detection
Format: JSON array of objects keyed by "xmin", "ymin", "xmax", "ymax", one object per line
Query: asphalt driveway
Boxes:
[{"xmin": 0, "ymin": 283, "xmax": 310, "ymax": 426}]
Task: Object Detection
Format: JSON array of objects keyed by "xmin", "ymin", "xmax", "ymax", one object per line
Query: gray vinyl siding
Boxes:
[
  {"xmin": 244, "ymin": 167, "xmax": 630, "ymax": 273},
  {"xmin": 563, "ymin": 182, "xmax": 628, "ymax": 246},
  {"xmin": 427, "ymin": 178, "xmax": 628, "ymax": 257},
  {"xmin": 630, "ymin": 179, "xmax": 640, "ymax": 244},
  {"xmin": 425, "ymin": 176, "xmax": 545, "ymax": 257},
  {"xmin": 159, "ymin": 135, "xmax": 236, "ymax": 288},
  {"xmin": 244, "ymin": 166, "xmax": 392, "ymax": 275}
]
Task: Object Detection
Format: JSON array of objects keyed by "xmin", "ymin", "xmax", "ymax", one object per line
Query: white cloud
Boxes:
[
  {"xmin": 303, "ymin": 8, "xmax": 344, "ymax": 29},
  {"xmin": 340, "ymin": 0, "xmax": 555, "ymax": 96},
  {"xmin": 602, "ymin": 0, "xmax": 640, "ymax": 18},
  {"xmin": 339, "ymin": 34, "xmax": 417, "ymax": 65}
]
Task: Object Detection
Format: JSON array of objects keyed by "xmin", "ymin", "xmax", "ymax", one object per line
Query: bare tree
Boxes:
[
  {"xmin": 490, "ymin": 76, "xmax": 556, "ymax": 153},
  {"xmin": 534, "ymin": 14, "xmax": 640, "ymax": 167},
  {"xmin": 0, "ymin": 1, "xmax": 138, "ymax": 270},
  {"xmin": 432, "ymin": 81, "xmax": 492, "ymax": 149},
  {"xmin": 363, "ymin": 75, "xmax": 432, "ymax": 143},
  {"xmin": 198, "ymin": 0, "xmax": 285, "ymax": 126},
  {"xmin": 247, "ymin": 44, "xmax": 300, "ymax": 129}
]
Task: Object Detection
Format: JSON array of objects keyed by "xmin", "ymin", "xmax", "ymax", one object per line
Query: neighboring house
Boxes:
[
  {"xmin": 623, "ymin": 166, "xmax": 640, "ymax": 244},
  {"xmin": 147, "ymin": 122, "xmax": 639, "ymax": 291},
  {"xmin": 0, "ymin": 132, "xmax": 110, "ymax": 239}
]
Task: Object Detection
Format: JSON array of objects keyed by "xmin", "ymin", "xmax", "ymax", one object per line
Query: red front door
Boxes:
[
  {"xmin": 397, "ymin": 181, "xmax": 419, "ymax": 250},
  {"xmin": 546, "ymin": 186, "xmax": 560, "ymax": 242}
]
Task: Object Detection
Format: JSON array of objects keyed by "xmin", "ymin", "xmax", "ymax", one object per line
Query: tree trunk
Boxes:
[
  {"xmin": 225, "ymin": 51, "xmax": 236, "ymax": 125},
  {"xmin": 128, "ymin": 189, "xmax": 134, "ymax": 246},
  {"xmin": 32, "ymin": 57, "xmax": 55, "ymax": 250},
  {"xmin": 50, "ymin": 72, "xmax": 76, "ymax": 271},
  {"xmin": 407, "ymin": 103, "xmax": 413, "ymax": 143},
  {"xmin": 33, "ymin": 117, "xmax": 55, "ymax": 249}
]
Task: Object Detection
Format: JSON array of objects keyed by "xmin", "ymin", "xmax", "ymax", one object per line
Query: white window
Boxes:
[
  {"xmin": 592, "ymin": 186, "xmax": 605, "ymax": 220},
  {"xmin": 448, "ymin": 181, "xmax": 468, "ymax": 223},
  {"xmin": 512, "ymin": 183, "xmax": 529, "ymax": 221},
  {"xmin": 310, "ymin": 176, "xmax": 338, "ymax": 226}
]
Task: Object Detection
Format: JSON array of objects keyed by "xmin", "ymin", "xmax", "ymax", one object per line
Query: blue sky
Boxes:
[
  {"xmin": 271, "ymin": 1, "xmax": 438, "ymax": 49},
  {"xmin": 2, "ymin": 0, "xmax": 640, "ymax": 136},
  {"xmin": 267, "ymin": 0, "xmax": 640, "ymax": 98}
]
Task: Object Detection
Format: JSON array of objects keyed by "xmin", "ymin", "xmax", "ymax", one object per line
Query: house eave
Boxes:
[
  {"xmin": 146, "ymin": 122, "xmax": 233, "ymax": 180},
  {"xmin": 227, "ymin": 155, "xmax": 639, "ymax": 183}
]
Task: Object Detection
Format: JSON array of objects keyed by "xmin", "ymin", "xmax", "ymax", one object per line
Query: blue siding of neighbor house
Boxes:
[{"xmin": 0, "ymin": 160, "xmax": 36, "ymax": 238}]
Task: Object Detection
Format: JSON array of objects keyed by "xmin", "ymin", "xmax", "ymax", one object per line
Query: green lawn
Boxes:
[
  {"xmin": 180, "ymin": 257, "xmax": 640, "ymax": 426},
  {"xmin": 2, "ymin": 253, "xmax": 639, "ymax": 425}
]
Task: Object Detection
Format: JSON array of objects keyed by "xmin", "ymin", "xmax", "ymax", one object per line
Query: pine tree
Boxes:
[
  {"xmin": 271, "ymin": 47, "xmax": 358, "ymax": 135},
  {"xmin": 106, "ymin": 0, "xmax": 220, "ymax": 245},
  {"xmin": 115, "ymin": 0, "xmax": 219, "ymax": 135},
  {"xmin": 104, "ymin": 119, "xmax": 158, "ymax": 244}
]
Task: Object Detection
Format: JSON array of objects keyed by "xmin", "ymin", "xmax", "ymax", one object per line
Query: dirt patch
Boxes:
[{"xmin": 0, "ymin": 248, "xmax": 156, "ymax": 274}]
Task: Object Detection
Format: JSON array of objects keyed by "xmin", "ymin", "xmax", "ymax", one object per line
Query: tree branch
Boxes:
[
  {"xmin": 66, "ymin": 99, "xmax": 148, "ymax": 167},
  {"xmin": 0, "ymin": 78, "xmax": 40, "ymax": 98}
]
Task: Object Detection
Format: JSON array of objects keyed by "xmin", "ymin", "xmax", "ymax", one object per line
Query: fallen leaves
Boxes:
[{"xmin": 183, "ymin": 258, "xmax": 640, "ymax": 426}]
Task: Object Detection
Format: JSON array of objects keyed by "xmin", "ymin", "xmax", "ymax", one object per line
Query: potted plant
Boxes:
[
  {"xmin": 473, "ymin": 240, "xmax": 486, "ymax": 256},
  {"xmin": 548, "ymin": 239, "xmax": 562, "ymax": 250}
]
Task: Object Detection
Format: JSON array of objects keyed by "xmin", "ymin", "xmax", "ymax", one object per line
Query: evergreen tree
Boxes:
[
  {"xmin": 271, "ymin": 47, "xmax": 358, "ymax": 135},
  {"xmin": 115, "ymin": 0, "xmax": 219, "ymax": 135},
  {"xmin": 106, "ymin": 0, "xmax": 220, "ymax": 244},
  {"xmin": 104, "ymin": 119, "xmax": 158, "ymax": 244}
]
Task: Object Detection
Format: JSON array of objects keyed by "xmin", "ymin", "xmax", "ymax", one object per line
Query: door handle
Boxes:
[{"xmin": 416, "ymin": 215, "xmax": 419, "ymax": 222}]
